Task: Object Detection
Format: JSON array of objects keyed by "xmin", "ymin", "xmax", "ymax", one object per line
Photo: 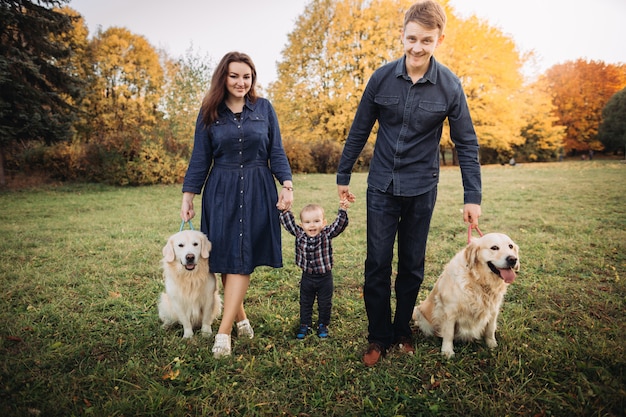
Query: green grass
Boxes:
[{"xmin": 1, "ymin": 161, "xmax": 624, "ymax": 416}]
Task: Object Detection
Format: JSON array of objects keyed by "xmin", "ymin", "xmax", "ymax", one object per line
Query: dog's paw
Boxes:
[
  {"xmin": 485, "ymin": 338, "xmax": 498, "ymax": 349},
  {"xmin": 441, "ymin": 348, "xmax": 455, "ymax": 359},
  {"xmin": 201, "ymin": 325, "xmax": 213, "ymax": 336},
  {"xmin": 182, "ymin": 329, "xmax": 194, "ymax": 339},
  {"xmin": 441, "ymin": 341, "xmax": 455, "ymax": 358}
]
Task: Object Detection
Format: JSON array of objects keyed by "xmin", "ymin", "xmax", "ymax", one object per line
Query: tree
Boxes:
[
  {"xmin": 82, "ymin": 27, "xmax": 164, "ymax": 143},
  {"xmin": 436, "ymin": 12, "xmax": 527, "ymax": 164},
  {"xmin": 0, "ymin": 0, "xmax": 83, "ymax": 185},
  {"xmin": 158, "ymin": 47, "xmax": 213, "ymax": 158},
  {"xmin": 598, "ymin": 87, "xmax": 626, "ymax": 156},
  {"xmin": 75, "ymin": 27, "xmax": 165, "ymax": 184},
  {"xmin": 514, "ymin": 79, "xmax": 565, "ymax": 162},
  {"xmin": 544, "ymin": 59, "xmax": 626, "ymax": 154}
]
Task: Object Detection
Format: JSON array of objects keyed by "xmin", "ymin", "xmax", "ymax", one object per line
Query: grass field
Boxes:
[{"xmin": 1, "ymin": 161, "xmax": 624, "ymax": 416}]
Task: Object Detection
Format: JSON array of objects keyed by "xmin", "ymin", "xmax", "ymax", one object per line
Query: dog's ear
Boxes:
[
  {"xmin": 201, "ymin": 235, "xmax": 211, "ymax": 259},
  {"xmin": 162, "ymin": 237, "xmax": 176, "ymax": 263},
  {"xmin": 513, "ymin": 242, "xmax": 521, "ymax": 271},
  {"xmin": 464, "ymin": 239, "xmax": 479, "ymax": 266}
]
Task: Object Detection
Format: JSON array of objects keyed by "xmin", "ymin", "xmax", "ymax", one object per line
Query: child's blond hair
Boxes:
[{"xmin": 299, "ymin": 204, "xmax": 325, "ymax": 221}]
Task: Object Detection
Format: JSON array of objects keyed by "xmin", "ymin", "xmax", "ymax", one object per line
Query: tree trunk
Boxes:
[{"xmin": 0, "ymin": 148, "xmax": 6, "ymax": 187}]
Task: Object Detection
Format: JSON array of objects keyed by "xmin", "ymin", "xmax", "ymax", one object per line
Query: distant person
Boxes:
[
  {"xmin": 336, "ymin": 0, "xmax": 482, "ymax": 366},
  {"xmin": 181, "ymin": 51, "xmax": 294, "ymax": 358},
  {"xmin": 279, "ymin": 199, "xmax": 351, "ymax": 339}
]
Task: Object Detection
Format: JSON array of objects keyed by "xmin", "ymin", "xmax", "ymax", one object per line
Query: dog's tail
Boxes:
[{"xmin": 412, "ymin": 305, "xmax": 435, "ymax": 337}]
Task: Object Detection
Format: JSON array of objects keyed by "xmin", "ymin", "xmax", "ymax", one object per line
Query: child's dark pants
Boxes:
[{"xmin": 300, "ymin": 271, "xmax": 333, "ymax": 326}]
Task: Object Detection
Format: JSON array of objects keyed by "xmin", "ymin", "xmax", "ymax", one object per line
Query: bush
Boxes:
[
  {"xmin": 310, "ymin": 140, "xmax": 343, "ymax": 173},
  {"xmin": 282, "ymin": 136, "xmax": 315, "ymax": 173},
  {"xmin": 126, "ymin": 141, "xmax": 187, "ymax": 185}
]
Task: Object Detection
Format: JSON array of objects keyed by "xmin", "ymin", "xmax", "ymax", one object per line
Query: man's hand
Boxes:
[{"xmin": 463, "ymin": 203, "xmax": 481, "ymax": 227}]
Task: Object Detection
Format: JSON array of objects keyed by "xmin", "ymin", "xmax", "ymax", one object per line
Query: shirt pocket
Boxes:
[
  {"xmin": 374, "ymin": 95, "xmax": 400, "ymax": 124},
  {"xmin": 416, "ymin": 100, "xmax": 447, "ymax": 129},
  {"xmin": 246, "ymin": 113, "xmax": 268, "ymax": 138}
]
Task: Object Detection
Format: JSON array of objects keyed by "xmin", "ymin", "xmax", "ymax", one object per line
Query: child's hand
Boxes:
[{"xmin": 340, "ymin": 198, "xmax": 351, "ymax": 210}]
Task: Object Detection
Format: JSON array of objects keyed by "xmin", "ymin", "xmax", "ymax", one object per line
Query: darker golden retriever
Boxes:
[{"xmin": 413, "ymin": 232, "xmax": 520, "ymax": 358}]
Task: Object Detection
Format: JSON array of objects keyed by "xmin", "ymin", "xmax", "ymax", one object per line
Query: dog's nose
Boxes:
[
  {"xmin": 506, "ymin": 256, "xmax": 517, "ymax": 267},
  {"xmin": 186, "ymin": 254, "xmax": 195, "ymax": 263}
]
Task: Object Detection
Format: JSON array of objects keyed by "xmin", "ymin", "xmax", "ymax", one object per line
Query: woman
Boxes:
[{"xmin": 181, "ymin": 51, "xmax": 293, "ymax": 358}]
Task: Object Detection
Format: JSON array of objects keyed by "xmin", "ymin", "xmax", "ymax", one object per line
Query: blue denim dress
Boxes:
[{"xmin": 182, "ymin": 98, "xmax": 292, "ymax": 274}]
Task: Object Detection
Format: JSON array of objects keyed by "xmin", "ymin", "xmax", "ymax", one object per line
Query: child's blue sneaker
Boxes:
[
  {"xmin": 317, "ymin": 323, "xmax": 329, "ymax": 338},
  {"xmin": 296, "ymin": 324, "xmax": 310, "ymax": 339}
]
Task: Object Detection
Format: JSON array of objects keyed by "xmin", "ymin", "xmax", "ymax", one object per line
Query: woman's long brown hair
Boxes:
[{"xmin": 200, "ymin": 51, "xmax": 258, "ymax": 126}]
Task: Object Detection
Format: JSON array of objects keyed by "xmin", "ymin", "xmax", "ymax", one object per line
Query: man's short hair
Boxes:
[{"xmin": 404, "ymin": 0, "xmax": 447, "ymax": 34}]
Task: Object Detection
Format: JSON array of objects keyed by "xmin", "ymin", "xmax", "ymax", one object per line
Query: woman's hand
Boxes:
[
  {"xmin": 181, "ymin": 192, "xmax": 196, "ymax": 221},
  {"xmin": 276, "ymin": 181, "xmax": 294, "ymax": 211}
]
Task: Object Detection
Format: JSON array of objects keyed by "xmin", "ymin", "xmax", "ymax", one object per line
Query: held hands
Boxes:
[
  {"xmin": 276, "ymin": 182, "xmax": 294, "ymax": 211},
  {"xmin": 339, "ymin": 198, "xmax": 351, "ymax": 210},
  {"xmin": 337, "ymin": 185, "xmax": 356, "ymax": 206}
]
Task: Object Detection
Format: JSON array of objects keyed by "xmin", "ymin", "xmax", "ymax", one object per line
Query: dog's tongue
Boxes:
[
  {"xmin": 185, "ymin": 264, "xmax": 196, "ymax": 271},
  {"xmin": 500, "ymin": 268, "xmax": 516, "ymax": 284}
]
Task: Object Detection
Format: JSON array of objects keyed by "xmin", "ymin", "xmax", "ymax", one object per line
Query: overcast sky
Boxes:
[{"xmin": 68, "ymin": 0, "xmax": 626, "ymax": 86}]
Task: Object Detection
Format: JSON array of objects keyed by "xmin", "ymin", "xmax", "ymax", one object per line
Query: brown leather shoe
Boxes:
[
  {"xmin": 395, "ymin": 336, "xmax": 415, "ymax": 355},
  {"xmin": 363, "ymin": 343, "xmax": 385, "ymax": 366}
]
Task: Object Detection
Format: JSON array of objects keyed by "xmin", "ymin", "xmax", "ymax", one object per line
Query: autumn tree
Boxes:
[
  {"xmin": 0, "ymin": 0, "xmax": 83, "ymax": 185},
  {"xmin": 78, "ymin": 27, "xmax": 165, "ymax": 184},
  {"xmin": 598, "ymin": 87, "xmax": 626, "ymax": 155},
  {"xmin": 83, "ymin": 27, "xmax": 163, "ymax": 142},
  {"xmin": 514, "ymin": 79, "xmax": 565, "ymax": 162},
  {"xmin": 436, "ymin": 12, "xmax": 527, "ymax": 164},
  {"xmin": 544, "ymin": 59, "xmax": 626, "ymax": 154}
]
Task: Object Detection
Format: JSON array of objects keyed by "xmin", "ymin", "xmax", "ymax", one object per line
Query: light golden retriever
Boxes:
[
  {"xmin": 158, "ymin": 230, "xmax": 221, "ymax": 339},
  {"xmin": 413, "ymin": 233, "xmax": 520, "ymax": 358}
]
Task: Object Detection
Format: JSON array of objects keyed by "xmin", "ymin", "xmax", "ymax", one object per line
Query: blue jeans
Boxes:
[{"xmin": 364, "ymin": 186, "xmax": 437, "ymax": 348}]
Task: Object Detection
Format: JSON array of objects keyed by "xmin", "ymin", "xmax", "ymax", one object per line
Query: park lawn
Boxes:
[{"xmin": 0, "ymin": 160, "xmax": 624, "ymax": 416}]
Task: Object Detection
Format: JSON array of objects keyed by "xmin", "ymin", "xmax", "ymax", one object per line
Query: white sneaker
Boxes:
[
  {"xmin": 236, "ymin": 319, "xmax": 254, "ymax": 339},
  {"xmin": 212, "ymin": 334, "xmax": 231, "ymax": 358}
]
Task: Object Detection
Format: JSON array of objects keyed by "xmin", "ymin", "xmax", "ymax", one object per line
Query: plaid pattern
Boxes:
[{"xmin": 280, "ymin": 209, "xmax": 348, "ymax": 275}]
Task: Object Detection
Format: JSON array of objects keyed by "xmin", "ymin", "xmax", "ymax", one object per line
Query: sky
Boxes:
[{"xmin": 68, "ymin": 0, "xmax": 626, "ymax": 86}]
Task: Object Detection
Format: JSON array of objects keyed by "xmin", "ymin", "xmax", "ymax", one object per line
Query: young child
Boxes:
[{"xmin": 279, "ymin": 200, "xmax": 350, "ymax": 339}]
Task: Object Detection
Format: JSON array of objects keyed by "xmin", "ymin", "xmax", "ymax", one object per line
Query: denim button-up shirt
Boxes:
[{"xmin": 337, "ymin": 56, "xmax": 481, "ymax": 204}]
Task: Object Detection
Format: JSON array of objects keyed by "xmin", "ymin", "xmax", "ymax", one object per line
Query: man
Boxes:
[{"xmin": 336, "ymin": 0, "xmax": 482, "ymax": 366}]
